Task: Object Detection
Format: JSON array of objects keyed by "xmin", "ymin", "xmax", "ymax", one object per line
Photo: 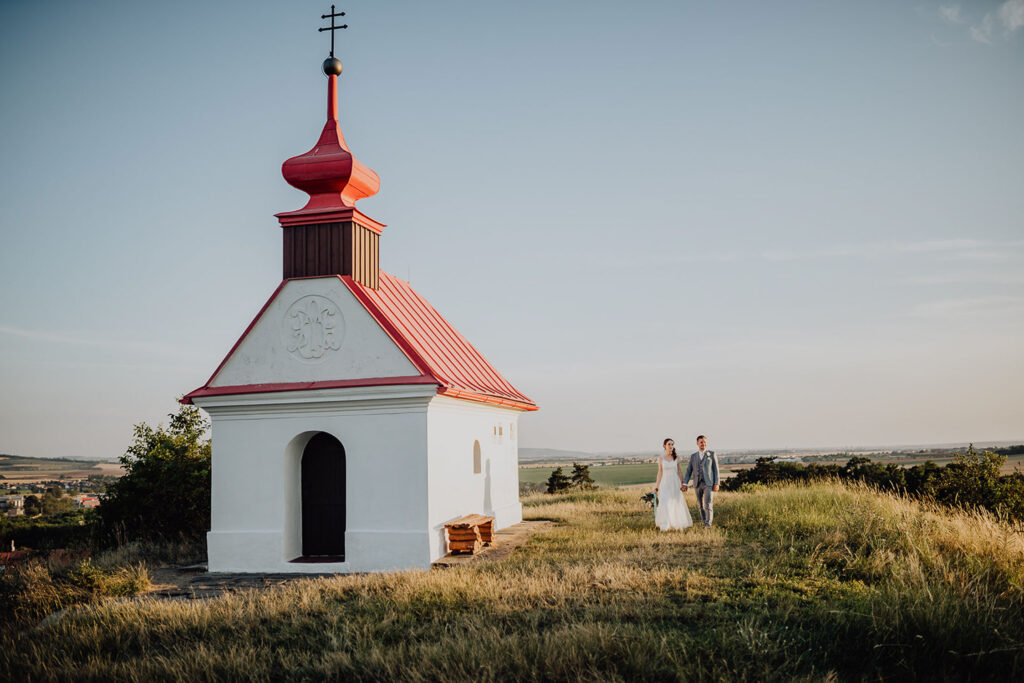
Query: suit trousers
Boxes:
[{"xmin": 695, "ymin": 483, "xmax": 714, "ymax": 527}]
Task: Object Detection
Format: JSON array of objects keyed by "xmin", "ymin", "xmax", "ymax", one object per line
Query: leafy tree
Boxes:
[
  {"xmin": 23, "ymin": 495, "xmax": 41, "ymax": 517},
  {"xmin": 41, "ymin": 487, "xmax": 73, "ymax": 516},
  {"xmin": 570, "ymin": 462, "xmax": 596, "ymax": 490},
  {"xmin": 545, "ymin": 467, "xmax": 571, "ymax": 494},
  {"xmin": 98, "ymin": 404, "xmax": 211, "ymax": 544}
]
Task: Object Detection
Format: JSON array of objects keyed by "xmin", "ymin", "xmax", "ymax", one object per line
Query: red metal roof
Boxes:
[
  {"xmin": 183, "ymin": 273, "xmax": 536, "ymax": 412},
  {"xmin": 343, "ymin": 272, "xmax": 537, "ymax": 411}
]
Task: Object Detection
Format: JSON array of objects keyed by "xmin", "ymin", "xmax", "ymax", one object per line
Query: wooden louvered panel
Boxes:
[{"xmin": 282, "ymin": 220, "xmax": 379, "ymax": 288}]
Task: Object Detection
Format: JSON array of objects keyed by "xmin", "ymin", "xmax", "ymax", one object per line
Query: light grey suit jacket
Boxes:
[{"xmin": 683, "ymin": 450, "xmax": 719, "ymax": 487}]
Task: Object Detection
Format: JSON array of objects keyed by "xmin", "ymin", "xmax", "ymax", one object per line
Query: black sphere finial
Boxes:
[{"xmin": 323, "ymin": 57, "xmax": 343, "ymax": 76}]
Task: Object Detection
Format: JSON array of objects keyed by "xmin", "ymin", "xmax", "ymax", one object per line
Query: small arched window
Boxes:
[{"xmin": 473, "ymin": 440, "xmax": 482, "ymax": 474}]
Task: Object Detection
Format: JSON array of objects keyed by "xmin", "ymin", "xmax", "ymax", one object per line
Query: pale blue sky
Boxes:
[{"xmin": 1, "ymin": 1, "xmax": 1022, "ymax": 459}]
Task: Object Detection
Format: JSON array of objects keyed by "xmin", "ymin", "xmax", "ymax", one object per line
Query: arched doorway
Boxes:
[{"xmin": 301, "ymin": 432, "xmax": 346, "ymax": 559}]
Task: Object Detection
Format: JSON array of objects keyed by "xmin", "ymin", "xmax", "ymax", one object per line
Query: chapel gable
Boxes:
[{"xmin": 202, "ymin": 276, "xmax": 423, "ymax": 390}]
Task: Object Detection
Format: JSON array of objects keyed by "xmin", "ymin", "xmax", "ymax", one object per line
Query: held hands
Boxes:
[
  {"xmin": 681, "ymin": 485, "xmax": 687, "ymax": 492},
  {"xmin": 713, "ymin": 485, "xmax": 719, "ymax": 492}
]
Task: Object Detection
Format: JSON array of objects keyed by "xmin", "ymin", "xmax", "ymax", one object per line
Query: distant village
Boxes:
[{"xmin": 0, "ymin": 475, "xmax": 116, "ymax": 518}]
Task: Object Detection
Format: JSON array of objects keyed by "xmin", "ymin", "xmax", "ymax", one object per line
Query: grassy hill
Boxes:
[
  {"xmin": 0, "ymin": 453, "xmax": 97, "ymax": 471},
  {"xmin": 518, "ymin": 447, "xmax": 598, "ymax": 461},
  {"xmin": 3, "ymin": 482, "xmax": 1023, "ymax": 680}
]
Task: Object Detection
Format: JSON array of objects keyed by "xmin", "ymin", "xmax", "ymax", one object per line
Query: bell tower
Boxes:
[{"xmin": 275, "ymin": 53, "xmax": 383, "ymax": 288}]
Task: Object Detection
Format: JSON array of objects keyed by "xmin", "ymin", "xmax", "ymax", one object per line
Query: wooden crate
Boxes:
[{"xmin": 445, "ymin": 514, "xmax": 495, "ymax": 554}]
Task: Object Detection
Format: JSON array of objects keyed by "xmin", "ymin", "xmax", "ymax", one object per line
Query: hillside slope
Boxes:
[
  {"xmin": 0, "ymin": 453, "xmax": 120, "ymax": 482},
  {"xmin": 3, "ymin": 483, "xmax": 1023, "ymax": 680}
]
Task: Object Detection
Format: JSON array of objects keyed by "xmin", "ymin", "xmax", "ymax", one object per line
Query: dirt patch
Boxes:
[{"xmin": 146, "ymin": 567, "xmax": 317, "ymax": 599}]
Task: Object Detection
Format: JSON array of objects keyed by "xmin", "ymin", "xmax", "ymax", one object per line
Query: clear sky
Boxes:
[{"xmin": 1, "ymin": 1, "xmax": 1022, "ymax": 459}]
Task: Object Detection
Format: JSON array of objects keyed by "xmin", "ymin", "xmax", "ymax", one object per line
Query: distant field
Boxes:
[
  {"xmin": 0, "ymin": 454, "xmax": 121, "ymax": 483},
  {"xmin": 520, "ymin": 462, "xmax": 658, "ymax": 487},
  {"xmin": 521, "ymin": 453, "xmax": 1024, "ymax": 488}
]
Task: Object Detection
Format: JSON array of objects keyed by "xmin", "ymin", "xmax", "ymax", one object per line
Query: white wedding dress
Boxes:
[{"xmin": 655, "ymin": 455, "xmax": 694, "ymax": 531}]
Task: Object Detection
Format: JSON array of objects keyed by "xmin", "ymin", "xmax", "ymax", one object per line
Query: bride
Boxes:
[{"xmin": 654, "ymin": 438, "xmax": 693, "ymax": 531}]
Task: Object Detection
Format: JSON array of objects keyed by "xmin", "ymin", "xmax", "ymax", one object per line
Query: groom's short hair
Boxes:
[{"xmin": 696, "ymin": 435, "xmax": 706, "ymax": 441}]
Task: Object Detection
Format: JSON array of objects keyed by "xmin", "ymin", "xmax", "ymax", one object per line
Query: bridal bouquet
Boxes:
[{"xmin": 640, "ymin": 492, "xmax": 658, "ymax": 509}]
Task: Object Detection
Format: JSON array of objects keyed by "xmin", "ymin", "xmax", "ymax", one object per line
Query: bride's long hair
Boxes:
[{"xmin": 663, "ymin": 438, "xmax": 677, "ymax": 460}]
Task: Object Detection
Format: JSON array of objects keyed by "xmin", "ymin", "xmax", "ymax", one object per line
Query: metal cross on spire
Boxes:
[{"xmin": 319, "ymin": 5, "xmax": 348, "ymax": 58}]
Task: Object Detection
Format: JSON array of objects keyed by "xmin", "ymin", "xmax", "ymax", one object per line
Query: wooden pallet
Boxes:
[{"xmin": 445, "ymin": 514, "xmax": 495, "ymax": 554}]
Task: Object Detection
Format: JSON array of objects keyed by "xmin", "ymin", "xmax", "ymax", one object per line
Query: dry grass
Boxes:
[
  {"xmin": 0, "ymin": 559, "xmax": 149, "ymax": 633},
  {"xmin": 92, "ymin": 538, "xmax": 205, "ymax": 569},
  {"xmin": 2, "ymin": 483, "xmax": 1022, "ymax": 681}
]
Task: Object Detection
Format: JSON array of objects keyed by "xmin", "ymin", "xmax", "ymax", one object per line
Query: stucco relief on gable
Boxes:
[{"xmin": 282, "ymin": 295, "xmax": 345, "ymax": 361}]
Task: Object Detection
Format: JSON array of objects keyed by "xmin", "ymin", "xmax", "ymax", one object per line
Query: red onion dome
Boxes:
[{"xmin": 280, "ymin": 62, "xmax": 380, "ymax": 214}]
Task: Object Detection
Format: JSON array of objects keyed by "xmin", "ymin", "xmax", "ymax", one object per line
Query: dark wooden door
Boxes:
[{"xmin": 301, "ymin": 432, "xmax": 346, "ymax": 558}]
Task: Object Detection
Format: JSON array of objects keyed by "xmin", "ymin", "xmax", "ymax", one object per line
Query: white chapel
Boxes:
[{"xmin": 182, "ymin": 53, "xmax": 537, "ymax": 573}]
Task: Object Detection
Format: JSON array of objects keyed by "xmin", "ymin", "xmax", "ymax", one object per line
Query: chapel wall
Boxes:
[
  {"xmin": 425, "ymin": 395, "xmax": 524, "ymax": 562},
  {"xmin": 201, "ymin": 389, "xmax": 434, "ymax": 573}
]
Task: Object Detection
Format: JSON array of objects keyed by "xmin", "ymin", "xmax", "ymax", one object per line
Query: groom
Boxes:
[{"xmin": 681, "ymin": 435, "xmax": 719, "ymax": 527}]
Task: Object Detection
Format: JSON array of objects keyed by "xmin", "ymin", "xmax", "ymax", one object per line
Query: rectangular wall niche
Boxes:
[{"xmin": 282, "ymin": 220, "xmax": 380, "ymax": 288}]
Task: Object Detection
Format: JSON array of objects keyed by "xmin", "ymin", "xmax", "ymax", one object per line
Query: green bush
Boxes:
[
  {"xmin": 934, "ymin": 444, "xmax": 1004, "ymax": 511},
  {"xmin": 904, "ymin": 460, "xmax": 942, "ymax": 498},
  {"xmin": 0, "ymin": 510, "xmax": 95, "ymax": 550},
  {"xmin": 996, "ymin": 472, "xmax": 1024, "ymax": 520},
  {"xmin": 98, "ymin": 404, "xmax": 211, "ymax": 545}
]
